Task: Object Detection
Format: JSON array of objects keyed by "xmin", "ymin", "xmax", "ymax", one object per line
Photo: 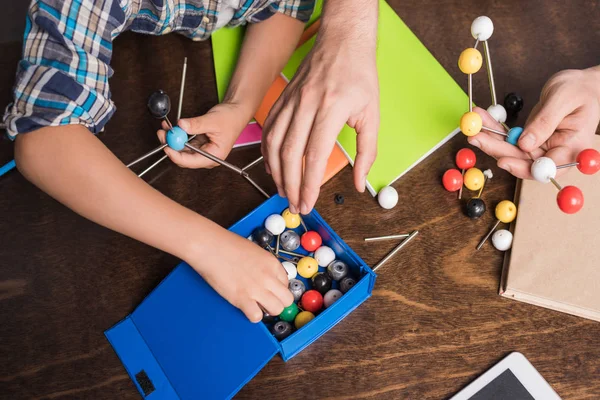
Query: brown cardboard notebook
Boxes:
[{"xmin": 500, "ymin": 135, "xmax": 600, "ymax": 322}]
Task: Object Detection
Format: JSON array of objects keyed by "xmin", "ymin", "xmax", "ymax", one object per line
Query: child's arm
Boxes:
[
  {"xmin": 160, "ymin": 13, "xmax": 305, "ymax": 168},
  {"xmin": 471, "ymin": 65, "xmax": 600, "ymax": 179},
  {"xmin": 15, "ymin": 125, "xmax": 293, "ymax": 322}
]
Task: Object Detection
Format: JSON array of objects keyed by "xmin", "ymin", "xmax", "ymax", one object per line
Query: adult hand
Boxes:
[
  {"xmin": 262, "ymin": 3, "xmax": 380, "ymax": 215},
  {"xmin": 471, "ymin": 66, "xmax": 600, "ymax": 179}
]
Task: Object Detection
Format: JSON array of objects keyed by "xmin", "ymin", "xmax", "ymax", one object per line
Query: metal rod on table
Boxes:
[
  {"xmin": 244, "ymin": 175, "xmax": 270, "ymax": 199},
  {"xmin": 138, "ymin": 154, "xmax": 168, "ymax": 178},
  {"xmin": 474, "ymin": 39, "xmax": 480, "ymax": 49},
  {"xmin": 458, "ymin": 170, "xmax": 465, "ymax": 200},
  {"xmin": 184, "ymin": 143, "xmax": 248, "ymax": 176},
  {"xmin": 557, "ymin": 162, "xmax": 579, "ymax": 170},
  {"xmin": 372, "ymin": 230, "xmax": 419, "ymax": 272},
  {"xmin": 482, "ymin": 126, "xmax": 507, "ymax": 136},
  {"xmin": 126, "ymin": 143, "xmax": 168, "ymax": 168},
  {"xmin": 364, "ymin": 233, "xmax": 410, "ymax": 242},
  {"xmin": 164, "ymin": 116, "xmax": 173, "ymax": 129},
  {"xmin": 177, "ymin": 57, "xmax": 187, "ymax": 121},
  {"xmin": 242, "ymin": 156, "xmax": 264, "ymax": 172},
  {"xmin": 468, "ymin": 74, "xmax": 473, "ymax": 112},
  {"xmin": 483, "ymin": 41, "xmax": 497, "ymax": 106},
  {"xmin": 476, "ymin": 220, "xmax": 500, "ymax": 251}
]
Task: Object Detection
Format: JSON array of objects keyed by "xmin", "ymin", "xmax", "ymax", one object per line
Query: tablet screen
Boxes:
[{"xmin": 469, "ymin": 369, "xmax": 535, "ymax": 400}]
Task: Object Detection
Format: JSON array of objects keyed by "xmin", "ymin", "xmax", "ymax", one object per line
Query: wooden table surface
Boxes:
[{"xmin": 1, "ymin": 1, "xmax": 599, "ymax": 399}]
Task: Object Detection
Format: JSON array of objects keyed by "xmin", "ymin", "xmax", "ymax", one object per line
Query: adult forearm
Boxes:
[
  {"xmin": 319, "ymin": 0, "xmax": 378, "ymax": 51},
  {"xmin": 14, "ymin": 125, "xmax": 220, "ymax": 263}
]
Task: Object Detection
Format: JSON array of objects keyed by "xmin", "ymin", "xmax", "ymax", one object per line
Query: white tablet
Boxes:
[{"xmin": 450, "ymin": 352, "xmax": 561, "ymax": 400}]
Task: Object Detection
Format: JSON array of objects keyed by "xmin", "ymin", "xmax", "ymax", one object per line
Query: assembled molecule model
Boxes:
[{"xmin": 458, "ymin": 17, "xmax": 599, "ymax": 215}]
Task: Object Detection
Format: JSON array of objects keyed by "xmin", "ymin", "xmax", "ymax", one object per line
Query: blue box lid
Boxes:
[{"xmin": 106, "ymin": 262, "xmax": 279, "ymax": 399}]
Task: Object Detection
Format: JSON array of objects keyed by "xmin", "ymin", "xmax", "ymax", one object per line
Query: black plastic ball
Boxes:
[
  {"xmin": 272, "ymin": 321, "xmax": 293, "ymax": 340},
  {"xmin": 504, "ymin": 92, "xmax": 523, "ymax": 115},
  {"xmin": 465, "ymin": 198, "xmax": 487, "ymax": 219},
  {"xmin": 262, "ymin": 312, "xmax": 277, "ymax": 324},
  {"xmin": 147, "ymin": 90, "xmax": 171, "ymax": 119},
  {"xmin": 252, "ymin": 227, "xmax": 273, "ymax": 248},
  {"xmin": 311, "ymin": 272, "xmax": 332, "ymax": 295}
]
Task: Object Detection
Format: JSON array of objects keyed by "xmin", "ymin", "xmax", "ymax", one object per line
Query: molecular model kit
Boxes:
[
  {"xmin": 443, "ymin": 16, "xmax": 600, "ymax": 251},
  {"xmin": 456, "ymin": 16, "xmax": 600, "ymax": 215}
]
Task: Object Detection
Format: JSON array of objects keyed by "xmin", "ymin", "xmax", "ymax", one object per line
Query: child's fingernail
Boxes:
[
  {"xmin": 289, "ymin": 204, "xmax": 298, "ymax": 214},
  {"xmin": 178, "ymin": 120, "xmax": 189, "ymax": 130},
  {"xmin": 265, "ymin": 164, "xmax": 271, "ymax": 174},
  {"xmin": 469, "ymin": 138, "xmax": 481, "ymax": 149},
  {"xmin": 519, "ymin": 133, "xmax": 535, "ymax": 148}
]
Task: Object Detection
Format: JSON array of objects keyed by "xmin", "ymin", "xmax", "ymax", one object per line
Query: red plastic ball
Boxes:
[
  {"xmin": 576, "ymin": 149, "xmax": 600, "ymax": 175},
  {"xmin": 442, "ymin": 169, "xmax": 464, "ymax": 192},
  {"xmin": 300, "ymin": 290, "xmax": 323, "ymax": 313},
  {"xmin": 456, "ymin": 148, "xmax": 476, "ymax": 170},
  {"xmin": 557, "ymin": 186, "xmax": 584, "ymax": 214},
  {"xmin": 301, "ymin": 231, "xmax": 322, "ymax": 252}
]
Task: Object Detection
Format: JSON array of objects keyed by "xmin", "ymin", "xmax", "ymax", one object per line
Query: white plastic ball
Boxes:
[
  {"xmin": 483, "ymin": 169, "xmax": 494, "ymax": 180},
  {"xmin": 314, "ymin": 246, "xmax": 336, "ymax": 267},
  {"xmin": 377, "ymin": 186, "xmax": 398, "ymax": 209},
  {"xmin": 530, "ymin": 157, "xmax": 557, "ymax": 183},
  {"xmin": 323, "ymin": 289, "xmax": 343, "ymax": 308},
  {"xmin": 282, "ymin": 261, "xmax": 297, "ymax": 280},
  {"xmin": 265, "ymin": 214, "xmax": 286, "ymax": 235},
  {"xmin": 487, "ymin": 104, "xmax": 507, "ymax": 123},
  {"xmin": 471, "ymin": 16, "xmax": 494, "ymax": 41},
  {"xmin": 491, "ymin": 229, "xmax": 513, "ymax": 251}
]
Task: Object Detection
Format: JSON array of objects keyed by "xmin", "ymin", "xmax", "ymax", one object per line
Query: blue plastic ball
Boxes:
[
  {"xmin": 166, "ymin": 126, "xmax": 188, "ymax": 151},
  {"xmin": 506, "ymin": 127, "xmax": 523, "ymax": 145}
]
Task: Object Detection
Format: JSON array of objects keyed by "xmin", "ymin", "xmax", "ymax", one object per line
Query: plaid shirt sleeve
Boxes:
[
  {"xmin": 246, "ymin": 0, "xmax": 315, "ymax": 24},
  {"xmin": 2, "ymin": 0, "xmax": 127, "ymax": 139}
]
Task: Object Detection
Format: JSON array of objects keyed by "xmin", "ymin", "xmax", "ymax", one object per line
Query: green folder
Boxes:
[
  {"xmin": 212, "ymin": 0, "xmax": 467, "ymax": 195},
  {"xmin": 212, "ymin": 0, "xmax": 323, "ymax": 101}
]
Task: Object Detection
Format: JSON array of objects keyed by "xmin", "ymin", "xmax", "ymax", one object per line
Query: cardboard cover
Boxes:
[{"xmin": 500, "ymin": 135, "xmax": 600, "ymax": 322}]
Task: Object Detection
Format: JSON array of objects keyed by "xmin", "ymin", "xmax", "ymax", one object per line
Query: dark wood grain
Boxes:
[{"xmin": 1, "ymin": 1, "xmax": 599, "ymax": 399}]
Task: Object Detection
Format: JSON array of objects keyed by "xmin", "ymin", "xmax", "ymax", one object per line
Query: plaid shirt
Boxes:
[{"xmin": 3, "ymin": 0, "xmax": 314, "ymax": 139}]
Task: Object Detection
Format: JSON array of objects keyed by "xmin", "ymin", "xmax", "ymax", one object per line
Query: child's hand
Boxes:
[
  {"xmin": 471, "ymin": 66, "xmax": 600, "ymax": 179},
  {"xmin": 157, "ymin": 102, "xmax": 251, "ymax": 169},
  {"xmin": 189, "ymin": 226, "xmax": 294, "ymax": 322}
]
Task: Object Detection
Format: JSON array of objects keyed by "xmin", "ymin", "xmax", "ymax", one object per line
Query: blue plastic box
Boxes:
[{"xmin": 105, "ymin": 195, "xmax": 376, "ymax": 399}]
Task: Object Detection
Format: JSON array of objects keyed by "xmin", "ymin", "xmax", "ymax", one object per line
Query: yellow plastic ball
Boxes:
[
  {"xmin": 458, "ymin": 48, "xmax": 483, "ymax": 74},
  {"xmin": 464, "ymin": 168, "xmax": 485, "ymax": 191},
  {"xmin": 297, "ymin": 257, "xmax": 318, "ymax": 278},
  {"xmin": 460, "ymin": 112, "xmax": 483, "ymax": 137},
  {"xmin": 495, "ymin": 200, "xmax": 517, "ymax": 223},
  {"xmin": 281, "ymin": 208, "xmax": 301, "ymax": 229},
  {"xmin": 294, "ymin": 311, "xmax": 315, "ymax": 329}
]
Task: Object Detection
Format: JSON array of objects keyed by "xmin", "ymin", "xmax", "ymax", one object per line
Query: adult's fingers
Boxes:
[
  {"xmin": 352, "ymin": 110, "xmax": 379, "ymax": 192},
  {"xmin": 280, "ymin": 98, "xmax": 319, "ymax": 213},
  {"xmin": 518, "ymin": 95, "xmax": 570, "ymax": 152},
  {"xmin": 496, "ymin": 157, "xmax": 532, "ymax": 179},
  {"xmin": 263, "ymin": 103, "xmax": 294, "ymax": 199},
  {"xmin": 468, "ymin": 130, "xmax": 531, "ymax": 160},
  {"xmin": 300, "ymin": 106, "xmax": 348, "ymax": 214}
]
